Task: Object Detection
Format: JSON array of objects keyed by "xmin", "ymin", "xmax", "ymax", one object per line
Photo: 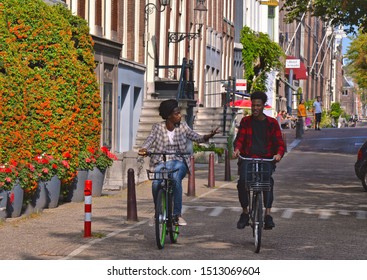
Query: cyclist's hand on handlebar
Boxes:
[
  {"xmin": 138, "ymin": 148, "xmax": 148, "ymax": 156},
  {"xmin": 273, "ymin": 154, "xmax": 282, "ymax": 162},
  {"xmin": 232, "ymin": 149, "xmax": 240, "ymax": 159}
]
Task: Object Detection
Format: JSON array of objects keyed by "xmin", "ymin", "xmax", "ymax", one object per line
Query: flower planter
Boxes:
[
  {"xmin": 26, "ymin": 181, "xmax": 48, "ymax": 214},
  {"xmin": 0, "ymin": 189, "xmax": 8, "ymax": 220},
  {"xmin": 66, "ymin": 170, "xmax": 88, "ymax": 202},
  {"xmin": 6, "ymin": 182, "xmax": 24, "ymax": 218},
  {"xmin": 193, "ymin": 151, "xmax": 219, "ymax": 164},
  {"xmin": 87, "ymin": 167, "xmax": 106, "ymax": 197},
  {"xmin": 44, "ymin": 175, "xmax": 61, "ymax": 208}
]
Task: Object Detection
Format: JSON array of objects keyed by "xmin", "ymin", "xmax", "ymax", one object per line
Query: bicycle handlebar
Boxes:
[
  {"xmin": 238, "ymin": 155, "xmax": 274, "ymax": 162},
  {"xmin": 138, "ymin": 150, "xmax": 191, "ymax": 157}
]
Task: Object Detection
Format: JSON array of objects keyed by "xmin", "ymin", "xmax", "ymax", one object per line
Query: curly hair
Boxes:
[
  {"xmin": 159, "ymin": 99, "xmax": 179, "ymax": 119},
  {"xmin": 250, "ymin": 91, "xmax": 268, "ymax": 105}
]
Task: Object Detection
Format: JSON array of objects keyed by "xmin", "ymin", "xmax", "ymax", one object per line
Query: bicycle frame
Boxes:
[{"xmin": 239, "ymin": 156, "xmax": 273, "ymax": 253}]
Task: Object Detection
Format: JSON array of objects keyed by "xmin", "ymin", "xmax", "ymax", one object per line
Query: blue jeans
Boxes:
[{"xmin": 152, "ymin": 160, "xmax": 188, "ymax": 216}]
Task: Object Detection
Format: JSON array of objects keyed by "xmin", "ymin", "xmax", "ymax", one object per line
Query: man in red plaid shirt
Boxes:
[{"xmin": 233, "ymin": 91, "xmax": 285, "ymax": 230}]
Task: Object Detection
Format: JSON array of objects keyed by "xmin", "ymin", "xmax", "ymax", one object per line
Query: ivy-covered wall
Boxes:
[{"xmin": 0, "ymin": 0, "xmax": 101, "ymax": 187}]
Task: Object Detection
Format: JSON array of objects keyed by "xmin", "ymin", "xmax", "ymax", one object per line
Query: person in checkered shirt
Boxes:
[
  {"xmin": 139, "ymin": 99, "xmax": 219, "ymax": 226},
  {"xmin": 233, "ymin": 91, "xmax": 285, "ymax": 230}
]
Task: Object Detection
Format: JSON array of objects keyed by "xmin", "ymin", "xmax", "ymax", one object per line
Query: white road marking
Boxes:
[
  {"xmin": 209, "ymin": 206, "xmax": 224, "ymax": 216},
  {"xmin": 182, "ymin": 205, "xmax": 367, "ymax": 221},
  {"xmin": 281, "ymin": 209, "xmax": 294, "ymax": 219}
]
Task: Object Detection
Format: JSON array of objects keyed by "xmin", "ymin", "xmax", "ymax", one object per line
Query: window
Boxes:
[
  {"xmin": 111, "ymin": 0, "xmax": 118, "ymax": 32},
  {"xmin": 268, "ymin": 6, "xmax": 275, "ymax": 19},
  {"xmin": 95, "ymin": 0, "xmax": 102, "ymax": 26},
  {"xmin": 103, "ymin": 82, "xmax": 113, "ymax": 148},
  {"xmin": 78, "ymin": 0, "xmax": 86, "ymax": 19}
]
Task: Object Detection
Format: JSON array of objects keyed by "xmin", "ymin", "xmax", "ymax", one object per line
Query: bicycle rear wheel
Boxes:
[
  {"xmin": 252, "ymin": 192, "xmax": 263, "ymax": 253},
  {"xmin": 168, "ymin": 192, "xmax": 179, "ymax": 243},
  {"xmin": 155, "ymin": 189, "xmax": 167, "ymax": 249}
]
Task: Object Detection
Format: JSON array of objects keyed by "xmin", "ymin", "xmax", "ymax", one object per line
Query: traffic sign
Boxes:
[
  {"xmin": 286, "ymin": 59, "xmax": 300, "ymax": 69},
  {"xmin": 236, "ymin": 79, "xmax": 247, "ymax": 91}
]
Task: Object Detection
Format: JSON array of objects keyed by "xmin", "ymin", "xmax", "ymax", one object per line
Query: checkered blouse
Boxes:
[{"xmin": 142, "ymin": 121, "xmax": 206, "ymax": 172}]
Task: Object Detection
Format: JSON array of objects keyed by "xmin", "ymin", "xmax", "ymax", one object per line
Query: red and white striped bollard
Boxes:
[{"xmin": 84, "ymin": 180, "xmax": 92, "ymax": 238}]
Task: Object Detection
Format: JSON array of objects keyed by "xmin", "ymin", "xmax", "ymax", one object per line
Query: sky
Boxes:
[{"xmin": 342, "ymin": 37, "xmax": 350, "ymax": 55}]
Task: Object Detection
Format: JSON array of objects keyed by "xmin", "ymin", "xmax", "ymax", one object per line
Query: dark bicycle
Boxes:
[
  {"xmin": 239, "ymin": 156, "xmax": 273, "ymax": 253},
  {"xmin": 141, "ymin": 151, "xmax": 189, "ymax": 249}
]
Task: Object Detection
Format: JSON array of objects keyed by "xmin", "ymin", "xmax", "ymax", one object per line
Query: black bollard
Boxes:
[
  {"xmin": 282, "ymin": 132, "xmax": 288, "ymax": 153},
  {"xmin": 127, "ymin": 168, "xmax": 138, "ymax": 221},
  {"xmin": 224, "ymin": 149, "xmax": 231, "ymax": 181},
  {"xmin": 187, "ymin": 156, "xmax": 196, "ymax": 196}
]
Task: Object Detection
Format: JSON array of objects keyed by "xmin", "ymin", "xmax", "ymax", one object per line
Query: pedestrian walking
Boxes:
[
  {"xmin": 297, "ymin": 99, "xmax": 307, "ymax": 132},
  {"xmin": 313, "ymin": 96, "xmax": 323, "ymax": 130}
]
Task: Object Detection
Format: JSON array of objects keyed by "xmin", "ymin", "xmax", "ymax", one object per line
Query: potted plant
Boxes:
[
  {"xmin": 26, "ymin": 153, "xmax": 61, "ymax": 211},
  {"xmin": 0, "ymin": 161, "xmax": 18, "ymax": 192},
  {"xmin": 88, "ymin": 146, "xmax": 117, "ymax": 197},
  {"xmin": 0, "ymin": 161, "xmax": 20, "ymax": 219},
  {"xmin": 193, "ymin": 143, "xmax": 224, "ymax": 164},
  {"xmin": 64, "ymin": 147, "xmax": 95, "ymax": 203}
]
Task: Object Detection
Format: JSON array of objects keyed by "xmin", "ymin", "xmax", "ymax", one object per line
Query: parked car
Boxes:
[{"xmin": 355, "ymin": 140, "xmax": 367, "ymax": 191}]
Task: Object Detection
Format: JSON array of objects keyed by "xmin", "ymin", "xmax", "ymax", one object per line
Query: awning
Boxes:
[
  {"xmin": 285, "ymin": 56, "xmax": 308, "ymax": 80},
  {"xmin": 228, "ymin": 99, "xmax": 272, "ymax": 109}
]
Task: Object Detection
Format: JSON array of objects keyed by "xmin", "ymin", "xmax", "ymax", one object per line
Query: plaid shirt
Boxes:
[
  {"xmin": 234, "ymin": 115, "xmax": 285, "ymax": 158},
  {"xmin": 142, "ymin": 121, "xmax": 206, "ymax": 172}
]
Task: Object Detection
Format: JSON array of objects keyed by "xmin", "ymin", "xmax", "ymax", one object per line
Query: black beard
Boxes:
[{"xmin": 174, "ymin": 122, "xmax": 180, "ymax": 128}]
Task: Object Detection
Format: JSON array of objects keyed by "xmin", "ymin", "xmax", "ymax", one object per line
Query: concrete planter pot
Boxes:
[{"xmin": 193, "ymin": 151, "xmax": 220, "ymax": 164}]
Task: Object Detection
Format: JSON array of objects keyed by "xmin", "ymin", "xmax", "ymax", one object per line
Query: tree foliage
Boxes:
[
  {"xmin": 345, "ymin": 33, "xmax": 367, "ymax": 89},
  {"xmin": 240, "ymin": 26, "xmax": 285, "ymax": 93},
  {"xmin": 282, "ymin": 0, "xmax": 367, "ymax": 34},
  {"xmin": 0, "ymin": 0, "xmax": 101, "ymax": 190}
]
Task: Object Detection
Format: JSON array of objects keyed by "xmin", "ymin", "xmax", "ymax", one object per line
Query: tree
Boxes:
[
  {"xmin": 240, "ymin": 26, "xmax": 285, "ymax": 93},
  {"xmin": 345, "ymin": 33, "xmax": 367, "ymax": 90},
  {"xmin": 282, "ymin": 0, "xmax": 367, "ymax": 34}
]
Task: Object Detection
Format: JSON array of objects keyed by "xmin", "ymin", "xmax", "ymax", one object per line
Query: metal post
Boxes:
[
  {"xmin": 187, "ymin": 156, "xmax": 196, "ymax": 196},
  {"xmin": 287, "ymin": 69, "xmax": 293, "ymax": 114},
  {"xmin": 127, "ymin": 168, "xmax": 138, "ymax": 221},
  {"xmin": 282, "ymin": 132, "xmax": 288, "ymax": 153},
  {"xmin": 224, "ymin": 149, "xmax": 231, "ymax": 181}
]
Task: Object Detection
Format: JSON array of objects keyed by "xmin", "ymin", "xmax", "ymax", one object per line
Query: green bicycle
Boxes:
[{"xmin": 144, "ymin": 151, "xmax": 189, "ymax": 249}]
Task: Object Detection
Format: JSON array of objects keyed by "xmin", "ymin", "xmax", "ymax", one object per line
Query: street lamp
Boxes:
[
  {"xmin": 168, "ymin": 0, "xmax": 208, "ymax": 43},
  {"xmin": 145, "ymin": 0, "xmax": 170, "ymax": 18}
]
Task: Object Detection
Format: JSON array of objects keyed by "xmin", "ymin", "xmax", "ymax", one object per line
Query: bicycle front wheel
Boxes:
[
  {"xmin": 168, "ymin": 192, "xmax": 179, "ymax": 243},
  {"xmin": 252, "ymin": 192, "xmax": 263, "ymax": 253},
  {"xmin": 155, "ymin": 189, "xmax": 167, "ymax": 249}
]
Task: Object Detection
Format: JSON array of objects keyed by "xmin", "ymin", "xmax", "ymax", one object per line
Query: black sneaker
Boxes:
[
  {"xmin": 237, "ymin": 213, "xmax": 249, "ymax": 229},
  {"xmin": 264, "ymin": 215, "xmax": 275, "ymax": 230}
]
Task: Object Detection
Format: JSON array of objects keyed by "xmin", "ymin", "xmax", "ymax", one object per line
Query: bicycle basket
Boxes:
[
  {"xmin": 146, "ymin": 168, "xmax": 178, "ymax": 180},
  {"xmin": 243, "ymin": 161, "xmax": 272, "ymax": 191}
]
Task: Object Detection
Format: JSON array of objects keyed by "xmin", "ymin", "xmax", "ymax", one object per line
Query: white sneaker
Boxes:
[{"xmin": 177, "ymin": 216, "xmax": 187, "ymax": 226}]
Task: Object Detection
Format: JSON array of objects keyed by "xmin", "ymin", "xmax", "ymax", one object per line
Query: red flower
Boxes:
[
  {"xmin": 9, "ymin": 192, "xmax": 15, "ymax": 204},
  {"xmin": 62, "ymin": 151, "xmax": 72, "ymax": 159}
]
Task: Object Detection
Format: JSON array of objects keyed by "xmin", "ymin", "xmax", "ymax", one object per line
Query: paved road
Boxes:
[{"xmin": 1, "ymin": 127, "xmax": 366, "ymax": 261}]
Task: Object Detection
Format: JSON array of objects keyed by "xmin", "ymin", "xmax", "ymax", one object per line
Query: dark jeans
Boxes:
[
  {"xmin": 237, "ymin": 159, "xmax": 275, "ymax": 209},
  {"xmin": 315, "ymin": 113, "xmax": 321, "ymax": 123}
]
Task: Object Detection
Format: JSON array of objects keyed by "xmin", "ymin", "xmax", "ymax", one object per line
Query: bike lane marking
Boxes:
[{"xmin": 61, "ymin": 220, "xmax": 147, "ymax": 260}]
